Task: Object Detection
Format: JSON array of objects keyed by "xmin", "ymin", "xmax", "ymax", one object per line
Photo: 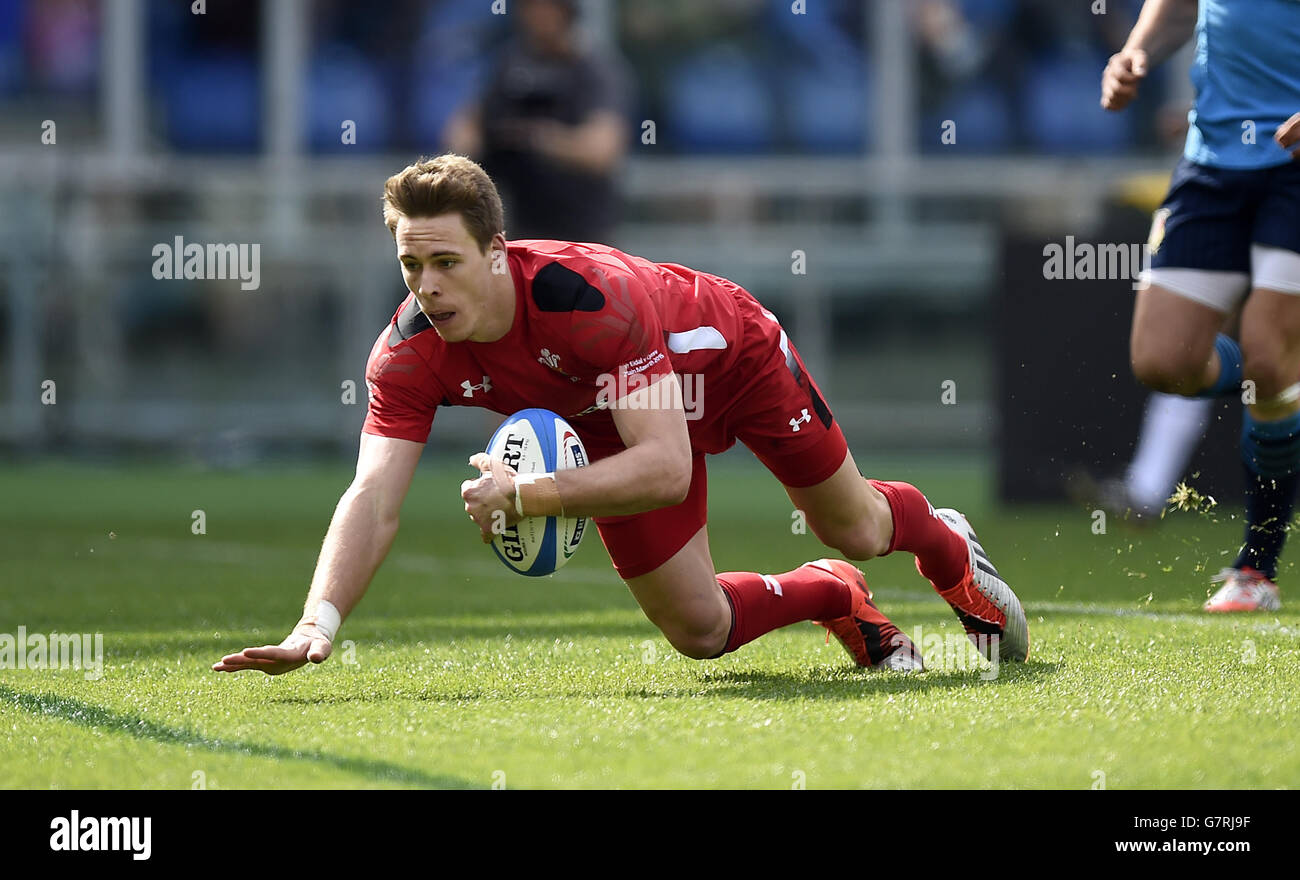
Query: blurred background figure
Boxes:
[
  {"xmin": 1080, "ymin": 391, "xmax": 1213, "ymax": 520},
  {"xmin": 443, "ymin": 0, "xmax": 631, "ymax": 242}
]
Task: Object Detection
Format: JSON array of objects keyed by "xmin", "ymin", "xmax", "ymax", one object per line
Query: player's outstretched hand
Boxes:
[
  {"xmin": 1276, "ymin": 112, "xmax": 1300, "ymax": 158},
  {"xmin": 1101, "ymin": 48, "xmax": 1148, "ymax": 111},
  {"xmin": 211, "ymin": 623, "xmax": 332, "ymax": 675},
  {"xmin": 462, "ymin": 453, "xmax": 520, "ymax": 543}
]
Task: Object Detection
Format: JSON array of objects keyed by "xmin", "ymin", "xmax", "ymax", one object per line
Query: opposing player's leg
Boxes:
[
  {"xmin": 594, "ymin": 453, "xmax": 920, "ymax": 668},
  {"xmin": 1130, "ymin": 158, "xmax": 1276, "ymax": 608},
  {"xmin": 1123, "ymin": 392, "xmax": 1214, "ymax": 517},
  {"xmin": 1080, "ymin": 390, "xmax": 1215, "ymax": 521},
  {"xmin": 1131, "ymin": 159, "xmax": 1252, "ymax": 397},
  {"xmin": 1210, "ymin": 272, "xmax": 1300, "ymax": 611},
  {"xmin": 1205, "ymin": 157, "xmax": 1300, "ymax": 611}
]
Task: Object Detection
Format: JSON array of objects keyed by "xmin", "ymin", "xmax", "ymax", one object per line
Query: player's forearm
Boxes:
[
  {"xmin": 536, "ymin": 115, "xmax": 626, "ymax": 175},
  {"xmin": 551, "ymin": 443, "xmax": 690, "ymax": 517},
  {"xmin": 302, "ymin": 485, "xmax": 401, "ymax": 624},
  {"xmin": 1124, "ymin": 0, "xmax": 1199, "ymax": 67}
]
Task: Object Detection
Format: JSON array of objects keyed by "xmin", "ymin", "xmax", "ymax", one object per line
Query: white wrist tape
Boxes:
[
  {"xmin": 513, "ymin": 472, "xmax": 558, "ymax": 517},
  {"xmin": 311, "ymin": 599, "xmax": 341, "ymax": 642}
]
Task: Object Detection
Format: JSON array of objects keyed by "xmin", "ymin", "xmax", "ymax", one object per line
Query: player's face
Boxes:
[{"xmin": 395, "ymin": 213, "xmax": 509, "ymax": 343}]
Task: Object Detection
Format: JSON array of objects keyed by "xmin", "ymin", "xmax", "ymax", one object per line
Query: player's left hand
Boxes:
[
  {"xmin": 1275, "ymin": 112, "xmax": 1300, "ymax": 159},
  {"xmin": 462, "ymin": 453, "xmax": 522, "ymax": 543},
  {"xmin": 211, "ymin": 622, "xmax": 332, "ymax": 675}
]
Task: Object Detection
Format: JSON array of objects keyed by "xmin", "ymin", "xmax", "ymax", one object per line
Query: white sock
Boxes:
[{"xmin": 1125, "ymin": 392, "xmax": 1213, "ymax": 512}]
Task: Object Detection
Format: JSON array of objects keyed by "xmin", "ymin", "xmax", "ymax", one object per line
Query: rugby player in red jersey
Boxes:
[{"xmin": 214, "ymin": 155, "xmax": 1029, "ymax": 677}]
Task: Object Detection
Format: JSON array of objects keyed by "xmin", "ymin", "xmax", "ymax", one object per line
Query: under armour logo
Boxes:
[
  {"xmin": 461, "ymin": 376, "xmax": 492, "ymax": 397},
  {"xmin": 789, "ymin": 409, "xmax": 811, "ymax": 432},
  {"xmin": 538, "ymin": 348, "xmax": 561, "ymax": 370}
]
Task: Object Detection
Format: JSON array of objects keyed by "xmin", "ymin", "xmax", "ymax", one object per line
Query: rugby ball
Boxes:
[{"xmin": 485, "ymin": 408, "xmax": 589, "ymax": 576}]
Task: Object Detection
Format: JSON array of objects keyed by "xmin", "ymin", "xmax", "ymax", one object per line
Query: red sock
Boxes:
[
  {"xmin": 715, "ymin": 567, "xmax": 852, "ymax": 655},
  {"xmin": 869, "ymin": 480, "xmax": 968, "ymax": 591}
]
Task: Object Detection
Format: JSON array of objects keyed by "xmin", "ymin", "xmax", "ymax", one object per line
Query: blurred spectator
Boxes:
[
  {"xmin": 25, "ymin": 0, "xmax": 98, "ymax": 95},
  {"xmin": 913, "ymin": 0, "xmax": 1149, "ymax": 153},
  {"xmin": 443, "ymin": 0, "xmax": 631, "ymax": 242}
]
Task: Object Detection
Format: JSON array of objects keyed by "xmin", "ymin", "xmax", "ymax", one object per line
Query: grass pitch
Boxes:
[{"xmin": 2, "ymin": 454, "xmax": 1297, "ymax": 789}]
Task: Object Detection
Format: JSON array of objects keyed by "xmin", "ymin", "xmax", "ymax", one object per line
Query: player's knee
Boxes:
[
  {"xmin": 666, "ymin": 633, "xmax": 722, "ymax": 660},
  {"xmin": 663, "ymin": 625, "xmax": 726, "ymax": 660},
  {"xmin": 1130, "ymin": 347, "xmax": 1203, "ymax": 395},
  {"xmin": 657, "ymin": 609, "xmax": 730, "ymax": 660}
]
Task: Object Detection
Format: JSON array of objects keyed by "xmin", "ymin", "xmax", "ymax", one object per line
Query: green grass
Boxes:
[{"xmin": 2, "ymin": 454, "xmax": 1298, "ymax": 789}]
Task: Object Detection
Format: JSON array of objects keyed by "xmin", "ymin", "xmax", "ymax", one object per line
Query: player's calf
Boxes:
[
  {"xmin": 789, "ymin": 463, "xmax": 895, "ymax": 561},
  {"xmin": 634, "ymin": 588, "xmax": 732, "ymax": 659},
  {"xmin": 803, "ymin": 508, "xmax": 892, "ymax": 561}
]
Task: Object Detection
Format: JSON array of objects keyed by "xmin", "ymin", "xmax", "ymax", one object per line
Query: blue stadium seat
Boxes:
[
  {"xmin": 0, "ymin": 0, "xmax": 22, "ymax": 96},
  {"xmin": 958, "ymin": 0, "xmax": 1017, "ymax": 29},
  {"xmin": 1025, "ymin": 55, "xmax": 1132, "ymax": 154},
  {"xmin": 408, "ymin": 1, "xmax": 499, "ymax": 147},
  {"xmin": 420, "ymin": 0, "xmax": 499, "ymax": 32},
  {"xmin": 921, "ymin": 80, "xmax": 1013, "ymax": 153},
  {"xmin": 161, "ymin": 52, "xmax": 260, "ymax": 152},
  {"xmin": 764, "ymin": 0, "xmax": 862, "ymax": 69},
  {"xmin": 666, "ymin": 49, "xmax": 774, "ymax": 153},
  {"xmin": 781, "ymin": 64, "xmax": 868, "ymax": 153},
  {"xmin": 410, "ymin": 56, "xmax": 487, "ymax": 148},
  {"xmin": 308, "ymin": 46, "xmax": 392, "ymax": 153}
]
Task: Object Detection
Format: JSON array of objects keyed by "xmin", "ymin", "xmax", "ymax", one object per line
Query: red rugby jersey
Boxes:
[{"xmin": 362, "ymin": 239, "xmax": 770, "ymax": 453}]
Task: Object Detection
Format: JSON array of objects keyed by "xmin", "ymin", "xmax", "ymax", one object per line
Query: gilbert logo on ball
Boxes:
[{"xmin": 485, "ymin": 408, "xmax": 589, "ymax": 576}]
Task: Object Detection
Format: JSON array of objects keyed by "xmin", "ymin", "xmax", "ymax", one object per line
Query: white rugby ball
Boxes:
[{"xmin": 485, "ymin": 408, "xmax": 589, "ymax": 576}]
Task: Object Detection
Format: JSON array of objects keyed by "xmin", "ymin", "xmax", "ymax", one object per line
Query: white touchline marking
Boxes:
[{"xmin": 1027, "ymin": 601, "xmax": 1297, "ymax": 635}]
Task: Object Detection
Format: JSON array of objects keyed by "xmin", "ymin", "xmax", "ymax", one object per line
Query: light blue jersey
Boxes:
[{"xmin": 1184, "ymin": 0, "xmax": 1300, "ymax": 168}]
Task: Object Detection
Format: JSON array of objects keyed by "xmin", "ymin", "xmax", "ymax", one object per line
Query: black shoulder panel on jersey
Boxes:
[
  {"xmin": 389, "ymin": 297, "xmax": 432, "ymax": 346},
  {"xmin": 531, "ymin": 262, "xmax": 606, "ymax": 312}
]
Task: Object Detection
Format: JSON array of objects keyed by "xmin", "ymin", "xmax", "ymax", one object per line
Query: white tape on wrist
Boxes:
[
  {"xmin": 513, "ymin": 472, "xmax": 553, "ymax": 517},
  {"xmin": 312, "ymin": 599, "xmax": 341, "ymax": 642}
]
